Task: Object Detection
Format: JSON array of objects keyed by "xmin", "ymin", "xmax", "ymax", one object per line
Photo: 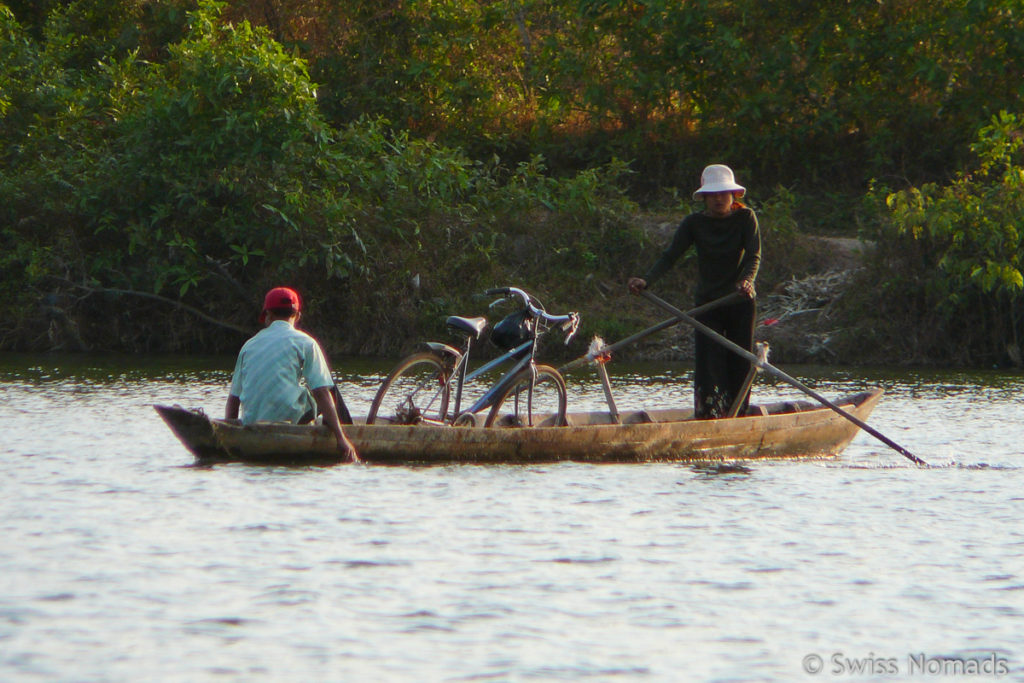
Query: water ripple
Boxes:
[{"xmin": 1, "ymin": 358, "xmax": 1023, "ymax": 680}]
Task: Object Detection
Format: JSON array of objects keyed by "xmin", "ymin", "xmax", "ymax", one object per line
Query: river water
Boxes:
[{"xmin": 1, "ymin": 353, "xmax": 1022, "ymax": 681}]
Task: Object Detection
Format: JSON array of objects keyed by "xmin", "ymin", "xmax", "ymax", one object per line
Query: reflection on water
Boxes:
[{"xmin": 1, "ymin": 353, "xmax": 1022, "ymax": 681}]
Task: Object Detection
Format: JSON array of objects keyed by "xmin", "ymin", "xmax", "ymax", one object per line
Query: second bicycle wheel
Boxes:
[
  {"xmin": 484, "ymin": 364, "xmax": 567, "ymax": 428},
  {"xmin": 366, "ymin": 351, "xmax": 452, "ymax": 425}
]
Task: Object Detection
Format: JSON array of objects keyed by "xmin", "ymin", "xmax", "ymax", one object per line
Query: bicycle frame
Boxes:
[
  {"xmin": 416, "ymin": 333, "xmax": 534, "ymax": 422},
  {"xmin": 368, "ymin": 286, "xmax": 578, "ymax": 427},
  {"xmin": 454, "ymin": 287, "xmax": 577, "ymax": 422},
  {"xmin": 458, "ymin": 338, "xmax": 535, "ymax": 416}
]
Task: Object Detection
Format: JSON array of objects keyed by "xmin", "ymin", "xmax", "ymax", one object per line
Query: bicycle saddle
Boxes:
[{"xmin": 446, "ymin": 315, "xmax": 488, "ymax": 339}]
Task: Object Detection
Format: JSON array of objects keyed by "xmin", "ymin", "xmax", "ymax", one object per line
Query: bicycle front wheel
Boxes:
[
  {"xmin": 484, "ymin": 364, "xmax": 567, "ymax": 428},
  {"xmin": 367, "ymin": 351, "xmax": 452, "ymax": 425}
]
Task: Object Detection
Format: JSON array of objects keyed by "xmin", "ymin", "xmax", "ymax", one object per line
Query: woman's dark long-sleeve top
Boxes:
[{"xmin": 643, "ymin": 208, "xmax": 761, "ymax": 303}]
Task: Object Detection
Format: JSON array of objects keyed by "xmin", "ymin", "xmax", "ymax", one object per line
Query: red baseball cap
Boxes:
[{"xmin": 259, "ymin": 287, "xmax": 301, "ymax": 323}]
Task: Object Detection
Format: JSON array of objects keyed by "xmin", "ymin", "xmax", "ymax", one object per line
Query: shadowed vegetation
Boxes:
[{"xmin": 1, "ymin": 0, "xmax": 1023, "ymax": 365}]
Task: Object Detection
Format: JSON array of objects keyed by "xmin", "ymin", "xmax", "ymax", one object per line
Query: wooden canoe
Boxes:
[{"xmin": 154, "ymin": 387, "xmax": 884, "ymax": 466}]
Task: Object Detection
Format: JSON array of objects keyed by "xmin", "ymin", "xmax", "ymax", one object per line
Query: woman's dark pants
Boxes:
[{"xmin": 693, "ymin": 297, "xmax": 756, "ymax": 418}]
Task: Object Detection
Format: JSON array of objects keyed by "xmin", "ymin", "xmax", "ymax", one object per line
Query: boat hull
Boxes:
[{"xmin": 155, "ymin": 388, "xmax": 884, "ymax": 466}]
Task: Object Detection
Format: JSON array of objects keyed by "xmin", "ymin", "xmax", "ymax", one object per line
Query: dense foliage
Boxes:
[
  {"xmin": 1, "ymin": 0, "xmax": 1023, "ymax": 365},
  {"xmin": 0, "ymin": 1, "xmax": 643, "ymax": 355},
  {"xmin": 222, "ymin": 0, "xmax": 1024, "ymax": 199},
  {"xmin": 840, "ymin": 113, "xmax": 1024, "ymax": 366}
]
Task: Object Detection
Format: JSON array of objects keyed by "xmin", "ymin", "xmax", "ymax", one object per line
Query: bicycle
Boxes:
[{"xmin": 366, "ymin": 286, "xmax": 580, "ymax": 427}]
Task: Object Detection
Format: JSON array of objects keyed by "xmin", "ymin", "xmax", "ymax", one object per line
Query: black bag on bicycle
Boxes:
[{"xmin": 491, "ymin": 309, "xmax": 532, "ymax": 351}]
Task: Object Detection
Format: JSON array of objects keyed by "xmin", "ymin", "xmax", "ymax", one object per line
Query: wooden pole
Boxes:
[
  {"xmin": 558, "ymin": 292, "xmax": 742, "ymax": 375},
  {"xmin": 726, "ymin": 342, "xmax": 768, "ymax": 418},
  {"xmin": 594, "ymin": 360, "xmax": 620, "ymax": 424}
]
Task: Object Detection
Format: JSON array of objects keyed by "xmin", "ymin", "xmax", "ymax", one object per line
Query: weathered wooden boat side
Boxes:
[{"xmin": 154, "ymin": 387, "xmax": 884, "ymax": 466}]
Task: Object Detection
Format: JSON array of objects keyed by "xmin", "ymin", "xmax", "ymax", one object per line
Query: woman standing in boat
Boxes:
[{"xmin": 628, "ymin": 164, "xmax": 761, "ymax": 418}]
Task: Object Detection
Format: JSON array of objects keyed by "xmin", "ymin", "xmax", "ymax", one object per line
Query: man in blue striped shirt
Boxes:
[{"xmin": 226, "ymin": 287, "xmax": 358, "ymax": 462}]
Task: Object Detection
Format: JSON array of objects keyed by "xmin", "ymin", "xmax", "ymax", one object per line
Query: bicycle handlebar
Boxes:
[{"xmin": 485, "ymin": 286, "xmax": 580, "ymax": 344}]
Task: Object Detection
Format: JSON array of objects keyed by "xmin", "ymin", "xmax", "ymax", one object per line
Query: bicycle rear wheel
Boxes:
[
  {"xmin": 367, "ymin": 351, "xmax": 452, "ymax": 425},
  {"xmin": 484, "ymin": 364, "xmax": 567, "ymax": 428}
]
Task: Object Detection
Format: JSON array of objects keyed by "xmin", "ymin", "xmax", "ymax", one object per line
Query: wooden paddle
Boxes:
[
  {"xmin": 639, "ymin": 289, "xmax": 927, "ymax": 466},
  {"xmin": 558, "ymin": 291, "xmax": 743, "ymax": 374},
  {"xmin": 726, "ymin": 341, "xmax": 769, "ymax": 418}
]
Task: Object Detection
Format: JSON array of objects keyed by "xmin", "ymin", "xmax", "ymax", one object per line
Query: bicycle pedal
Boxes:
[
  {"xmin": 454, "ymin": 413, "xmax": 479, "ymax": 427},
  {"xmin": 497, "ymin": 414, "xmax": 524, "ymax": 428}
]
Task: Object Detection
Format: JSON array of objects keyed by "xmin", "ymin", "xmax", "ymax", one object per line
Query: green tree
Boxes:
[
  {"xmin": 210, "ymin": 0, "xmax": 1024, "ymax": 199},
  {"xmin": 850, "ymin": 112, "xmax": 1024, "ymax": 365},
  {"xmin": 0, "ymin": 1, "xmax": 361, "ymax": 349},
  {"xmin": 0, "ymin": 1, "xmax": 643, "ymax": 353}
]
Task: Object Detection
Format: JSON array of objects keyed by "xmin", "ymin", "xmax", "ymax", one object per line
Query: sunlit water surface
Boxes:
[{"xmin": 1, "ymin": 354, "xmax": 1022, "ymax": 681}]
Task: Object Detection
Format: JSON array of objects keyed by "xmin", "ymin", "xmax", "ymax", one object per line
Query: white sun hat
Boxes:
[{"xmin": 692, "ymin": 164, "xmax": 746, "ymax": 200}]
